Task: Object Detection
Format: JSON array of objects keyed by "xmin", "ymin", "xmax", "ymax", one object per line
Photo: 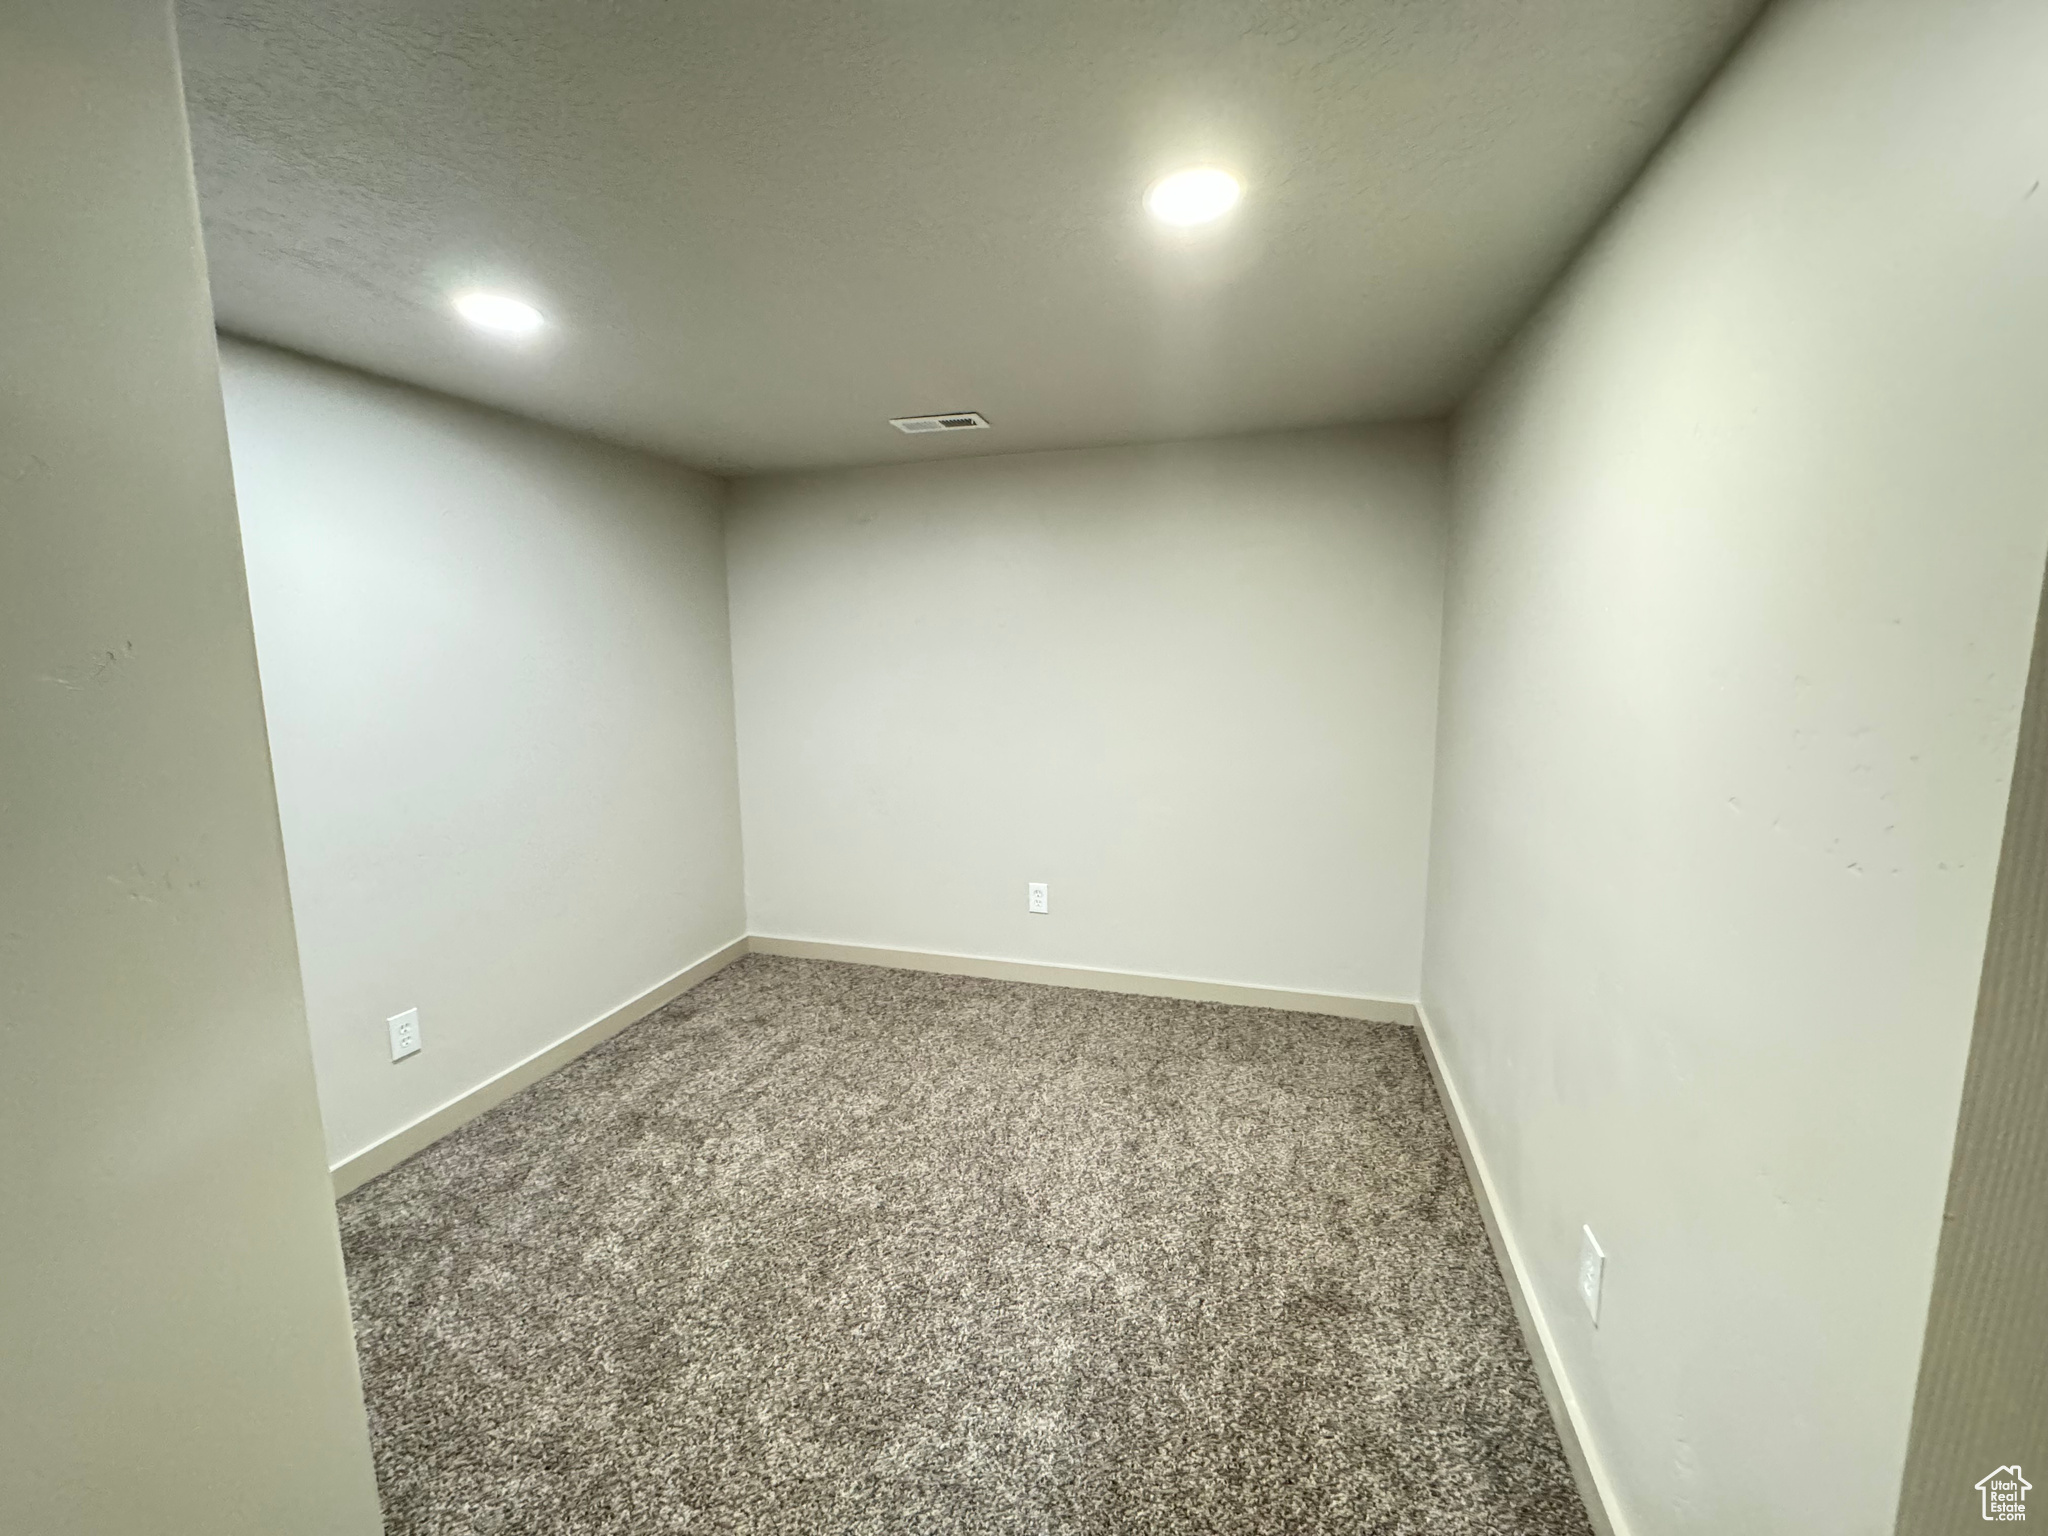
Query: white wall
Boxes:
[
  {"xmin": 220, "ymin": 340, "xmax": 746, "ymax": 1169},
  {"xmin": 727, "ymin": 426, "xmax": 1446, "ymax": 1002},
  {"xmin": 0, "ymin": 5, "xmax": 381, "ymax": 1531},
  {"xmin": 1422, "ymin": 1, "xmax": 2048, "ymax": 1531}
]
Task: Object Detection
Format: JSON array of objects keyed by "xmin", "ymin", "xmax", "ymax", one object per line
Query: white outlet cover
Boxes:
[
  {"xmin": 1028, "ymin": 881, "xmax": 1049, "ymax": 914},
  {"xmin": 388, "ymin": 1007, "xmax": 422, "ymax": 1062},
  {"xmin": 1578, "ymin": 1224, "xmax": 1606, "ymax": 1325}
]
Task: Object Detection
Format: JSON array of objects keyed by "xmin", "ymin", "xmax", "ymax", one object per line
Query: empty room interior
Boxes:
[{"xmin": 8, "ymin": 0, "xmax": 2048, "ymax": 1533}]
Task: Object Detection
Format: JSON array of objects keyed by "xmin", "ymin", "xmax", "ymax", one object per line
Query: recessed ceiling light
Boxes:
[
  {"xmin": 1144, "ymin": 167, "xmax": 1242, "ymax": 227},
  {"xmin": 452, "ymin": 291, "xmax": 546, "ymax": 337}
]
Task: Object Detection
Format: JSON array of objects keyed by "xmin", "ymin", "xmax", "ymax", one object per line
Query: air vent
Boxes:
[{"xmin": 890, "ymin": 411, "xmax": 991, "ymax": 434}]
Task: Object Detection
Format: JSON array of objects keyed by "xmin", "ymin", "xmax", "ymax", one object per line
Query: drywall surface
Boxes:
[
  {"xmin": 1422, "ymin": 1, "xmax": 2048, "ymax": 1531},
  {"xmin": 219, "ymin": 340, "xmax": 745, "ymax": 1168},
  {"xmin": 0, "ymin": 5, "xmax": 383, "ymax": 1532},
  {"xmin": 728, "ymin": 427, "xmax": 1446, "ymax": 1000}
]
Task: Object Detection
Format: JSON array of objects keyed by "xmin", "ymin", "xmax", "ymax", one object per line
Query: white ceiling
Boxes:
[{"xmin": 177, "ymin": 0, "xmax": 1761, "ymax": 475}]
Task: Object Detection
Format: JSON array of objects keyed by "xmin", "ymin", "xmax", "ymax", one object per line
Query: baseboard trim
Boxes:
[
  {"xmin": 747, "ymin": 935, "xmax": 1420, "ymax": 1026},
  {"xmin": 1413, "ymin": 1002, "xmax": 1627, "ymax": 1536},
  {"xmin": 329, "ymin": 936, "xmax": 750, "ymax": 1197}
]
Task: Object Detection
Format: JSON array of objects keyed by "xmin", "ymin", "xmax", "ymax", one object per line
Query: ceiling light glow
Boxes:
[
  {"xmin": 453, "ymin": 291, "xmax": 546, "ymax": 337},
  {"xmin": 1144, "ymin": 167, "xmax": 1242, "ymax": 227}
]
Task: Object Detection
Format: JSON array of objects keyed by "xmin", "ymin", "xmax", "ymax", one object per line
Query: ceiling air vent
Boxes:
[{"xmin": 890, "ymin": 411, "xmax": 991, "ymax": 434}]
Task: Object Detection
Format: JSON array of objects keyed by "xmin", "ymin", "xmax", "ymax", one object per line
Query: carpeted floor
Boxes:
[{"xmin": 339, "ymin": 955, "xmax": 1592, "ymax": 1535}]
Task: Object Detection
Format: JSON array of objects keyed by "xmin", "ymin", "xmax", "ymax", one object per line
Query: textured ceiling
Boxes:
[{"xmin": 177, "ymin": 0, "xmax": 1761, "ymax": 474}]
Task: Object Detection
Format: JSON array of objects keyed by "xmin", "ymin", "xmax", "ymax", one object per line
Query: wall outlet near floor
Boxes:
[
  {"xmin": 1578, "ymin": 1224, "xmax": 1606, "ymax": 1325},
  {"xmin": 1027, "ymin": 881, "xmax": 1049, "ymax": 914},
  {"xmin": 387, "ymin": 1007, "xmax": 422, "ymax": 1062}
]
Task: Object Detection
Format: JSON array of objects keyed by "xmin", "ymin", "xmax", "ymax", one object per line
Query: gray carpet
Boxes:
[{"xmin": 340, "ymin": 955, "xmax": 1592, "ymax": 1535}]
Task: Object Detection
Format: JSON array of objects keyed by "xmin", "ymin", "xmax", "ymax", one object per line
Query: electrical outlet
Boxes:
[
  {"xmin": 387, "ymin": 1007, "xmax": 422, "ymax": 1062},
  {"xmin": 1027, "ymin": 881, "xmax": 1049, "ymax": 914},
  {"xmin": 1578, "ymin": 1225, "xmax": 1606, "ymax": 1325}
]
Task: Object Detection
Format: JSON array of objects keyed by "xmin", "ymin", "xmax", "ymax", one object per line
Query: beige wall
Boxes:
[
  {"xmin": 219, "ymin": 340, "xmax": 747, "ymax": 1169},
  {"xmin": 1422, "ymin": 0, "xmax": 2048, "ymax": 1530},
  {"xmin": 727, "ymin": 426, "xmax": 1446, "ymax": 1002},
  {"xmin": 0, "ymin": 5, "xmax": 382, "ymax": 1532}
]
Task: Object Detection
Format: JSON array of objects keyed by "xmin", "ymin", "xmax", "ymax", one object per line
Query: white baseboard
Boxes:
[
  {"xmin": 748, "ymin": 935, "xmax": 1420, "ymax": 1026},
  {"xmin": 1413, "ymin": 1001, "xmax": 1627, "ymax": 1536},
  {"xmin": 329, "ymin": 936, "xmax": 749, "ymax": 1197}
]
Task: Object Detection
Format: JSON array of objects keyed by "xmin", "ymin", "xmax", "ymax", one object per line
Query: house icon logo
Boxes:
[{"xmin": 1977, "ymin": 1466, "xmax": 2030, "ymax": 1521}]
